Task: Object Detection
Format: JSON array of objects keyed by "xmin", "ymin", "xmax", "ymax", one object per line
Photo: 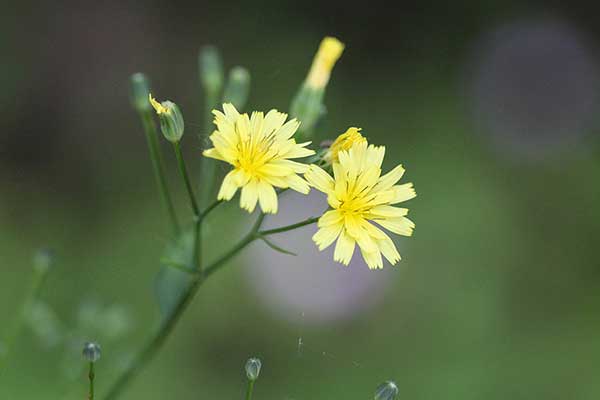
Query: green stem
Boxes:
[
  {"xmin": 173, "ymin": 142, "xmax": 202, "ymax": 270},
  {"xmin": 245, "ymin": 380, "xmax": 255, "ymax": 400},
  {"xmin": 140, "ymin": 111, "xmax": 180, "ymax": 235},
  {"xmin": 0, "ymin": 260, "xmax": 50, "ymax": 373},
  {"xmin": 88, "ymin": 362, "xmax": 95, "ymax": 400},
  {"xmin": 259, "ymin": 216, "xmax": 319, "ymax": 236},
  {"xmin": 173, "ymin": 142, "xmax": 200, "ymax": 216},
  {"xmin": 102, "ymin": 213, "xmax": 318, "ymax": 400},
  {"xmin": 199, "ymin": 199, "xmax": 223, "ymax": 222}
]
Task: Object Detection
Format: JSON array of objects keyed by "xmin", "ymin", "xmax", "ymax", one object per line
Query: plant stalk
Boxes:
[
  {"xmin": 102, "ymin": 214, "xmax": 317, "ymax": 400},
  {"xmin": 140, "ymin": 111, "xmax": 180, "ymax": 235}
]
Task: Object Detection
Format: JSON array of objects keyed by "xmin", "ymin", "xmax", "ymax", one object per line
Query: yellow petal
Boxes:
[
  {"xmin": 377, "ymin": 234, "xmax": 401, "ymax": 265},
  {"xmin": 360, "ymin": 247, "xmax": 383, "ymax": 270},
  {"xmin": 390, "ymin": 183, "xmax": 417, "ymax": 204},
  {"xmin": 217, "ymin": 170, "xmax": 240, "ymax": 201},
  {"xmin": 334, "ymin": 229, "xmax": 355, "ymax": 265},
  {"xmin": 376, "ymin": 217, "xmax": 415, "ymax": 236},
  {"xmin": 313, "ymin": 223, "xmax": 343, "ymax": 251},
  {"xmin": 373, "ymin": 164, "xmax": 405, "ymax": 193},
  {"xmin": 240, "ymin": 179, "xmax": 259, "ymax": 213},
  {"xmin": 256, "ymin": 180, "xmax": 278, "ymax": 214},
  {"xmin": 305, "ymin": 165, "xmax": 335, "ymax": 194}
]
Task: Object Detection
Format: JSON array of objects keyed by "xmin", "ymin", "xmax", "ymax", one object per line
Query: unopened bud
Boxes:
[
  {"xmin": 245, "ymin": 357, "xmax": 262, "ymax": 381},
  {"xmin": 149, "ymin": 94, "xmax": 185, "ymax": 143},
  {"xmin": 223, "ymin": 66, "xmax": 251, "ymax": 110},
  {"xmin": 290, "ymin": 36, "xmax": 344, "ymax": 140},
  {"xmin": 305, "ymin": 37, "xmax": 345, "ymax": 90},
  {"xmin": 130, "ymin": 73, "xmax": 152, "ymax": 112},
  {"xmin": 82, "ymin": 342, "xmax": 101, "ymax": 363},
  {"xmin": 374, "ymin": 381, "xmax": 398, "ymax": 400},
  {"xmin": 199, "ymin": 46, "xmax": 224, "ymax": 97}
]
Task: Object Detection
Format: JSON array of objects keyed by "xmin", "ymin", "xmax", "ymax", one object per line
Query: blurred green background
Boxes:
[{"xmin": 2, "ymin": 1, "xmax": 600, "ymax": 399}]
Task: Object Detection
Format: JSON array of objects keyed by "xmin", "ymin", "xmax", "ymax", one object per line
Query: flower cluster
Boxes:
[
  {"xmin": 203, "ymin": 106, "xmax": 416, "ymax": 269},
  {"xmin": 150, "ymin": 36, "xmax": 417, "ymax": 269}
]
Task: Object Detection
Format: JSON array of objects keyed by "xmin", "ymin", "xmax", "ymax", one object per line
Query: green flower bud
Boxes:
[
  {"xmin": 374, "ymin": 381, "xmax": 398, "ymax": 400},
  {"xmin": 245, "ymin": 357, "xmax": 262, "ymax": 381},
  {"xmin": 82, "ymin": 342, "xmax": 101, "ymax": 363},
  {"xmin": 290, "ymin": 86, "xmax": 325, "ymax": 139},
  {"xmin": 199, "ymin": 46, "xmax": 224, "ymax": 97},
  {"xmin": 223, "ymin": 66, "xmax": 251, "ymax": 110},
  {"xmin": 149, "ymin": 94, "xmax": 185, "ymax": 143},
  {"xmin": 130, "ymin": 73, "xmax": 152, "ymax": 112}
]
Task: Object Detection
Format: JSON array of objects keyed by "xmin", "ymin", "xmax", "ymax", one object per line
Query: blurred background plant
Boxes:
[{"xmin": 2, "ymin": 1, "xmax": 600, "ymax": 399}]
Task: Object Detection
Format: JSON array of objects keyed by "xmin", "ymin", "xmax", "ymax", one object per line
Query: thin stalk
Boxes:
[
  {"xmin": 88, "ymin": 362, "xmax": 95, "ymax": 400},
  {"xmin": 102, "ymin": 213, "xmax": 317, "ymax": 400},
  {"xmin": 259, "ymin": 216, "xmax": 319, "ymax": 236},
  {"xmin": 199, "ymin": 199, "xmax": 223, "ymax": 221},
  {"xmin": 140, "ymin": 111, "xmax": 180, "ymax": 235},
  {"xmin": 173, "ymin": 142, "xmax": 202, "ymax": 270},
  {"xmin": 245, "ymin": 380, "xmax": 255, "ymax": 400},
  {"xmin": 173, "ymin": 142, "xmax": 200, "ymax": 216}
]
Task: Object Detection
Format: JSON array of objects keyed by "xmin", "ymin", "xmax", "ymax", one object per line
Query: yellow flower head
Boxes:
[
  {"xmin": 305, "ymin": 141, "xmax": 416, "ymax": 269},
  {"xmin": 203, "ymin": 103, "xmax": 316, "ymax": 214},
  {"xmin": 148, "ymin": 93, "xmax": 170, "ymax": 115},
  {"xmin": 325, "ymin": 127, "xmax": 367, "ymax": 163},
  {"xmin": 306, "ymin": 37, "xmax": 345, "ymax": 89}
]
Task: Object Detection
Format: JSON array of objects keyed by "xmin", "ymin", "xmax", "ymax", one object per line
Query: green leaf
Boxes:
[{"xmin": 259, "ymin": 236, "xmax": 297, "ymax": 256}]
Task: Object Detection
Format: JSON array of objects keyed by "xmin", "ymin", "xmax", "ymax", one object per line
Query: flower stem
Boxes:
[
  {"xmin": 101, "ymin": 213, "xmax": 319, "ymax": 400},
  {"xmin": 88, "ymin": 362, "xmax": 95, "ymax": 400},
  {"xmin": 245, "ymin": 380, "xmax": 255, "ymax": 400},
  {"xmin": 173, "ymin": 142, "xmax": 202, "ymax": 270},
  {"xmin": 173, "ymin": 142, "xmax": 200, "ymax": 217},
  {"xmin": 259, "ymin": 216, "xmax": 319, "ymax": 236},
  {"xmin": 140, "ymin": 111, "xmax": 180, "ymax": 235}
]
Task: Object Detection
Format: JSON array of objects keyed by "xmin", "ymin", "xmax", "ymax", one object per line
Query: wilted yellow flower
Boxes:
[
  {"xmin": 148, "ymin": 94, "xmax": 170, "ymax": 115},
  {"xmin": 305, "ymin": 140, "xmax": 416, "ymax": 269},
  {"xmin": 203, "ymin": 103, "xmax": 315, "ymax": 214},
  {"xmin": 305, "ymin": 37, "xmax": 345, "ymax": 90},
  {"xmin": 324, "ymin": 127, "xmax": 367, "ymax": 163}
]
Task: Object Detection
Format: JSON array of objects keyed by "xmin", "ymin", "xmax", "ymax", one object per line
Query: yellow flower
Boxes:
[
  {"xmin": 305, "ymin": 37, "xmax": 345, "ymax": 90},
  {"xmin": 203, "ymin": 103, "xmax": 315, "ymax": 214},
  {"xmin": 324, "ymin": 127, "xmax": 367, "ymax": 163},
  {"xmin": 305, "ymin": 140, "xmax": 416, "ymax": 269}
]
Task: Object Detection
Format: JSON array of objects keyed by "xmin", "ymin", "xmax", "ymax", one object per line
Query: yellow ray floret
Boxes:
[
  {"xmin": 203, "ymin": 103, "xmax": 316, "ymax": 214},
  {"xmin": 325, "ymin": 127, "xmax": 367, "ymax": 163},
  {"xmin": 305, "ymin": 138, "xmax": 416, "ymax": 269}
]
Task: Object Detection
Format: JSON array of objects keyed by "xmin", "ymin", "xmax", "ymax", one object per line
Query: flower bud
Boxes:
[
  {"xmin": 290, "ymin": 36, "xmax": 344, "ymax": 139},
  {"xmin": 223, "ymin": 66, "xmax": 251, "ymax": 110},
  {"xmin": 130, "ymin": 73, "xmax": 152, "ymax": 113},
  {"xmin": 245, "ymin": 357, "xmax": 262, "ymax": 381},
  {"xmin": 324, "ymin": 127, "xmax": 367, "ymax": 163},
  {"xmin": 82, "ymin": 342, "xmax": 101, "ymax": 363},
  {"xmin": 305, "ymin": 37, "xmax": 345, "ymax": 90},
  {"xmin": 199, "ymin": 46, "xmax": 224, "ymax": 97},
  {"xmin": 374, "ymin": 381, "xmax": 398, "ymax": 400},
  {"xmin": 149, "ymin": 94, "xmax": 185, "ymax": 143}
]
